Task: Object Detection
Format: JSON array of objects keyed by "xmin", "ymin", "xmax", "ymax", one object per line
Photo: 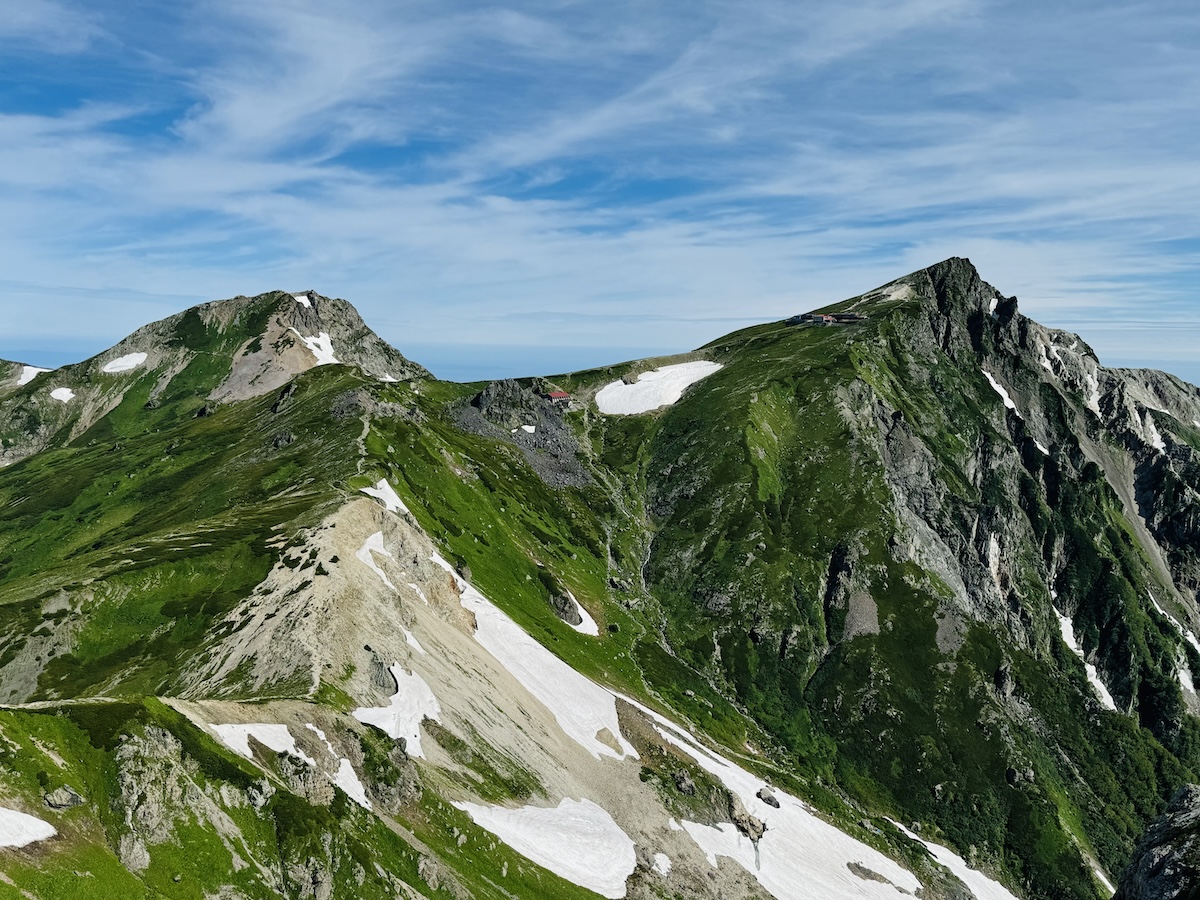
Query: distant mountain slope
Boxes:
[{"xmin": 0, "ymin": 262, "xmax": 1197, "ymax": 899}]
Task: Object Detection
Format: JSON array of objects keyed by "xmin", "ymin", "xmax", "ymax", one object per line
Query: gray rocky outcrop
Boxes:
[{"xmin": 1115, "ymin": 784, "xmax": 1200, "ymax": 899}]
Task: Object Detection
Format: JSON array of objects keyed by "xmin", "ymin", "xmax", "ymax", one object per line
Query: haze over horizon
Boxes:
[{"xmin": 1, "ymin": 1, "xmax": 1198, "ymax": 385}]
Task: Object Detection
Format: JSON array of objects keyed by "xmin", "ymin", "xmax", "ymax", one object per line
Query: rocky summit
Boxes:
[{"xmin": 0, "ymin": 261, "xmax": 1199, "ymax": 899}]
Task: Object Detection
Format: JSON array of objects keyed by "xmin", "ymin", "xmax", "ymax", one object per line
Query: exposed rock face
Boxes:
[
  {"xmin": 450, "ymin": 378, "xmax": 591, "ymax": 488},
  {"xmin": 44, "ymin": 784, "xmax": 84, "ymax": 809},
  {"xmin": 1115, "ymin": 784, "xmax": 1200, "ymax": 900}
]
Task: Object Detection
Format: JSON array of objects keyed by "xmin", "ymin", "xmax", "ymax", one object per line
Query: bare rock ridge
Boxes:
[{"xmin": 0, "ymin": 289, "xmax": 428, "ymax": 466}]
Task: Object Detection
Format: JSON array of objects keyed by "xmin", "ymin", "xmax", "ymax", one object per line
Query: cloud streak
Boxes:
[{"xmin": 0, "ymin": 0, "xmax": 1198, "ymax": 382}]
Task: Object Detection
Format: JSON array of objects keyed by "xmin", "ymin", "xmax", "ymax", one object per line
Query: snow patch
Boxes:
[
  {"xmin": 356, "ymin": 531, "xmax": 397, "ymax": 591},
  {"xmin": 626, "ymin": 697, "xmax": 922, "ymax": 898},
  {"xmin": 430, "ymin": 552, "xmax": 637, "ymax": 761},
  {"xmin": 668, "ymin": 818, "xmax": 682, "ymax": 831},
  {"xmin": 521, "ymin": 424, "xmax": 536, "ymax": 434},
  {"xmin": 988, "ymin": 297, "xmax": 998, "ymax": 315},
  {"xmin": 210, "ymin": 723, "xmax": 316, "ymax": 765},
  {"xmin": 453, "ymin": 798, "xmax": 636, "ymax": 899},
  {"xmin": 288, "ymin": 328, "xmax": 339, "ymax": 366},
  {"xmin": 17, "ymin": 365, "xmax": 49, "ymax": 386},
  {"xmin": 407, "ymin": 582, "xmax": 429, "ymax": 604},
  {"xmin": 304, "ymin": 723, "xmax": 337, "ymax": 757},
  {"xmin": 1180, "ymin": 665, "xmax": 1195, "ymax": 694},
  {"xmin": 380, "ymin": 373, "xmax": 398, "ymax": 383},
  {"xmin": 1056, "ymin": 611, "xmax": 1118, "ymax": 711},
  {"xmin": 293, "ymin": 293, "xmax": 311, "ymax": 308},
  {"xmin": 1143, "ymin": 411, "xmax": 1166, "ymax": 452},
  {"xmin": 50, "ymin": 387, "xmax": 75, "ymax": 403},
  {"xmin": 360, "ymin": 479, "xmax": 410, "ymax": 514},
  {"xmin": 1093, "ymin": 867, "xmax": 1116, "ymax": 895},
  {"xmin": 0, "ymin": 807, "xmax": 57, "ymax": 848},
  {"xmin": 352, "ymin": 663, "xmax": 440, "ymax": 758},
  {"xmin": 1034, "ymin": 439, "xmax": 1050, "ymax": 456},
  {"xmin": 982, "ymin": 370, "xmax": 1021, "ymax": 417},
  {"xmin": 595, "ymin": 361, "xmax": 722, "ymax": 415},
  {"xmin": 102, "ymin": 352, "xmax": 148, "ymax": 373},
  {"xmin": 890, "ymin": 820, "xmax": 1019, "ymax": 900},
  {"xmin": 652, "ymin": 852, "xmax": 672, "ymax": 876},
  {"xmin": 332, "ymin": 758, "xmax": 372, "ymax": 809},
  {"xmin": 403, "ymin": 627, "xmax": 426, "ymax": 654},
  {"xmin": 566, "ymin": 589, "xmax": 600, "ymax": 636}
]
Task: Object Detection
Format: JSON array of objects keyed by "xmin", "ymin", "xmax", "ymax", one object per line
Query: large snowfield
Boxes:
[
  {"xmin": 0, "ymin": 807, "xmax": 57, "ymax": 848},
  {"xmin": 429, "ymin": 552, "xmax": 638, "ymax": 761},
  {"xmin": 595, "ymin": 361, "xmax": 722, "ymax": 414},
  {"xmin": 453, "ymin": 798, "xmax": 636, "ymax": 899}
]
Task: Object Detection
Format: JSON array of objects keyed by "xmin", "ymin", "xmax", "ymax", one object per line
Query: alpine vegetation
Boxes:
[{"xmin": 1, "ymin": 260, "xmax": 1199, "ymax": 899}]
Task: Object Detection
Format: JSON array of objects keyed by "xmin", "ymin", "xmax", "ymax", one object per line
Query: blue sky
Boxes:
[{"xmin": 1, "ymin": 0, "xmax": 1198, "ymax": 383}]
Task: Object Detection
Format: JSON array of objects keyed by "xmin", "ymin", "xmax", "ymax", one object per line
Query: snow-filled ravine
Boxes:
[
  {"xmin": 565, "ymin": 589, "xmax": 599, "ymax": 636},
  {"xmin": 356, "ymin": 531, "xmax": 398, "ymax": 590},
  {"xmin": 289, "ymin": 328, "xmax": 339, "ymax": 366},
  {"xmin": 624, "ymin": 696, "xmax": 924, "ymax": 899},
  {"xmin": 102, "ymin": 352, "xmax": 148, "ymax": 373},
  {"xmin": 0, "ymin": 807, "xmax": 57, "ymax": 848},
  {"xmin": 595, "ymin": 361, "xmax": 722, "ymax": 415},
  {"xmin": 352, "ymin": 662, "xmax": 441, "ymax": 758},
  {"xmin": 982, "ymin": 370, "xmax": 1021, "ymax": 418},
  {"xmin": 453, "ymin": 798, "xmax": 636, "ymax": 899},
  {"xmin": 429, "ymin": 553, "xmax": 637, "ymax": 761},
  {"xmin": 1056, "ymin": 610, "xmax": 1118, "ymax": 711},
  {"xmin": 890, "ymin": 820, "xmax": 1019, "ymax": 900}
]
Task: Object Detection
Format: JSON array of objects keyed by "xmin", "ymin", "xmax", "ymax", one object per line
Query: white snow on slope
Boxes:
[
  {"xmin": 288, "ymin": 328, "xmax": 339, "ymax": 365},
  {"xmin": 430, "ymin": 553, "xmax": 637, "ymax": 761},
  {"xmin": 360, "ymin": 479, "xmax": 410, "ymax": 514},
  {"xmin": 293, "ymin": 293, "xmax": 311, "ymax": 308},
  {"xmin": 1144, "ymin": 411, "xmax": 1166, "ymax": 452},
  {"xmin": 453, "ymin": 798, "xmax": 636, "ymax": 899},
  {"xmin": 50, "ymin": 387, "xmax": 74, "ymax": 403},
  {"xmin": 566, "ymin": 589, "xmax": 599, "ymax": 636},
  {"xmin": 1093, "ymin": 867, "xmax": 1115, "ymax": 895},
  {"xmin": 982, "ymin": 370, "xmax": 1021, "ymax": 417},
  {"xmin": 625, "ymin": 697, "xmax": 922, "ymax": 899},
  {"xmin": 595, "ymin": 361, "xmax": 722, "ymax": 415},
  {"xmin": 356, "ymin": 531, "xmax": 397, "ymax": 590},
  {"xmin": 1034, "ymin": 439, "xmax": 1050, "ymax": 456},
  {"xmin": 210, "ymin": 723, "xmax": 316, "ymax": 765},
  {"xmin": 1056, "ymin": 611, "xmax": 1118, "ymax": 711},
  {"xmin": 407, "ymin": 582, "xmax": 429, "ymax": 604},
  {"xmin": 890, "ymin": 820, "xmax": 1019, "ymax": 900},
  {"xmin": 403, "ymin": 628, "xmax": 427, "ymax": 654},
  {"xmin": 652, "ymin": 852, "xmax": 672, "ymax": 876},
  {"xmin": 305, "ymin": 723, "xmax": 337, "ymax": 757},
  {"xmin": 0, "ymin": 807, "xmax": 57, "ymax": 847},
  {"xmin": 521, "ymin": 424, "xmax": 536, "ymax": 434},
  {"xmin": 102, "ymin": 352, "xmax": 148, "ymax": 373},
  {"xmin": 352, "ymin": 663, "xmax": 440, "ymax": 758},
  {"xmin": 17, "ymin": 365, "xmax": 49, "ymax": 386},
  {"xmin": 333, "ymin": 758, "xmax": 372, "ymax": 809}
]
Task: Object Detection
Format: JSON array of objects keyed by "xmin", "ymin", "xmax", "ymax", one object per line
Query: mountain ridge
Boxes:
[{"xmin": 0, "ymin": 258, "xmax": 1198, "ymax": 899}]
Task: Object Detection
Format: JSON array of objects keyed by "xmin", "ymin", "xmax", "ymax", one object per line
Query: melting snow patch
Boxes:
[
  {"xmin": 210, "ymin": 724, "xmax": 316, "ymax": 765},
  {"xmin": 356, "ymin": 532, "xmax": 397, "ymax": 590},
  {"xmin": 982, "ymin": 370, "xmax": 1021, "ymax": 417},
  {"xmin": 453, "ymin": 798, "xmax": 636, "ymax": 899},
  {"xmin": 521, "ymin": 424, "xmax": 536, "ymax": 434},
  {"xmin": 403, "ymin": 627, "xmax": 427, "ymax": 655},
  {"xmin": 988, "ymin": 297, "xmax": 999, "ymax": 315},
  {"xmin": 595, "ymin": 361, "xmax": 722, "ymax": 415},
  {"xmin": 652, "ymin": 852, "xmax": 672, "ymax": 876},
  {"xmin": 890, "ymin": 820, "xmax": 1019, "ymax": 900},
  {"xmin": 1093, "ymin": 867, "xmax": 1116, "ymax": 895},
  {"xmin": 430, "ymin": 552, "xmax": 637, "ymax": 761},
  {"xmin": 1056, "ymin": 611, "xmax": 1118, "ymax": 711},
  {"xmin": 1180, "ymin": 665, "xmax": 1195, "ymax": 694},
  {"xmin": 293, "ymin": 293, "xmax": 311, "ymax": 308},
  {"xmin": 625, "ymin": 697, "xmax": 922, "ymax": 898},
  {"xmin": 0, "ymin": 807, "xmax": 57, "ymax": 848},
  {"xmin": 566, "ymin": 590, "xmax": 600, "ymax": 636},
  {"xmin": 407, "ymin": 582, "xmax": 429, "ymax": 604},
  {"xmin": 102, "ymin": 352, "xmax": 147, "ymax": 373},
  {"xmin": 380, "ymin": 373, "xmax": 398, "ymax": 383},
  {"xmin": 352, "ymin": 663, "xmax": 440, "ymax": 758},
  {"xmin": 304, "ymin": 723, "xmax": 338, "ymax": 757},
  {"xmin": 1034, "ymin": 439, "xmax": 1050, "ymax": 456},
  {"xmin": 50, "ymin": 387, "xmax": 75, "ymax": 403},
  {"xmin": 332, "ymin": 758, "xmax": 372, "ymax": 809},
  {"xmin": 288, "ymin": 328, "xmax": 339, "ymax": 366},
  {"xmin": 1144, "ymin": 412, "xmax": 1166, "ymax": 452},
  {"xmin": 17, "ymin": 365, "xmax": 49, "ymax": 386},
  {"xmin": 361, "ymin": 479, "xmax": 410, "ymax": 514}
]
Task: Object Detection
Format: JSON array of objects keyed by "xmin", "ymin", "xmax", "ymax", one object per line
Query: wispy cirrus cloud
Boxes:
[{"xmin": 0, "ymin": 0, "xmax": 1198, "ymax": 383}]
